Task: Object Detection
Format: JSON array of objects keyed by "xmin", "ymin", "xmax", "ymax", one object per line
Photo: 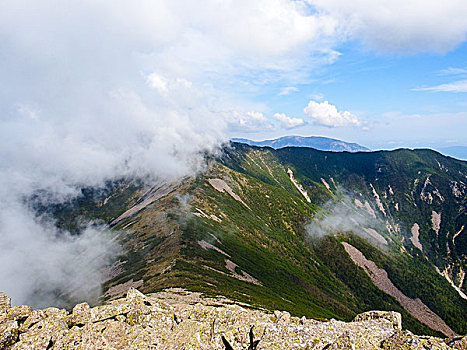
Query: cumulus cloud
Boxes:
[
  {"xmin": 310, "ymin": 0, "xmax": 467, "ymax": 53},
  {"xmin": 278, "ymin": 86, "xmax": 299, "ymax": 96},
  {"xmin": 228, "ymin": 111, "xmax": 274, "ymax": 132},
  {"xmin": 274, "ymin": 113, "xmax": 306, "ymax": 129},
  {"xmin": 413, "ymin": 80, "xmax": 467, "ymax": 93},
  {"xmin": 303, "ymin": 100, "xmax": 361, "ymax": 127}
]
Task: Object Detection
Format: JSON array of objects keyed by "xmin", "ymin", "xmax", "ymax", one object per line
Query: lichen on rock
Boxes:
[{"xmin": 0, "ymin": 288, "xmax": 465, "ymax": 349}]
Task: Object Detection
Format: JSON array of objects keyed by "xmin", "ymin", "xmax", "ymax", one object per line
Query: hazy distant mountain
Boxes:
[
  {"xmin": 232, "ymin": 135, "xmax": 370, "ymax": 152},
  {"xmin": 436, "ymin": 146, "xmax": 467, "ymax": 161}
]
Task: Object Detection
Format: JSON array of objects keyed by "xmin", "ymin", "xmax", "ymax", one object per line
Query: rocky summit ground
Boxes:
[{"xmin": 0, "ymin": 289, "xmax": 465, "ymax": 350}]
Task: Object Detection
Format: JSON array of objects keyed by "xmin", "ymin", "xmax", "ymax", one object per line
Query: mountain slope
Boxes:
[
  {"xmin": 39, "ymin": 143, "xmax": 467, "ymax": 337},
  {"xmin": 232, "ymin": 136, "xmax": 370, "ymax": 152}
]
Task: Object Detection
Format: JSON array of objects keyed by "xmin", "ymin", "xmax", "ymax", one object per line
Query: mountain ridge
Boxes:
[
  {"xmin": 231, "ymin": 135, "xmax": 370, "ymax": 152},
  {"xmin": 27, "ymin": 144, "xmax": 467, "ymax": 338}
]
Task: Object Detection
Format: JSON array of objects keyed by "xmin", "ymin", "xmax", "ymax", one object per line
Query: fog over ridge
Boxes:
[{"xmin": 306, "ymin": 190, "xmax": 390, "ymax": 249}]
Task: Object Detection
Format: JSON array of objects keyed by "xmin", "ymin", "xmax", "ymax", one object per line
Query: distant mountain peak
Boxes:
[{"xmin": 231, "ymin": 135, "xmax": 370, "ymax": 152}]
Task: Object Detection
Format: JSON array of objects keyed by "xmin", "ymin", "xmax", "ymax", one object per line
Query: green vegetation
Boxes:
[{"xmin": 38, "ymin": 143, "xmax": 467, "ymax": 336}]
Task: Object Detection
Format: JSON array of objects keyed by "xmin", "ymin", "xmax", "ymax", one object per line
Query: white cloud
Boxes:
[
  {"xmin": 278, "ymin": 86, "xmax": 299, "ymax": 96},
  {"xmin": 413, "ymin": 66, "xmax": 467, "ymax": 93},
  {"xmin": 228, "ymin": 111, "xmax": 274, "ymax": 132},
  {"xmin": 439, "ymin": 67, "xmax": 467, "ymax": 76},
  {"xmin": 311, "ymin": 0, "xmax": 467, "ymax": 53},
  {"xmin": 303, "ymin": 100, "xmax": 361, "ymax": 127},
  {"xmin": 274, "ymin": 113, "xmax": 306, "ymax": 128},
  {"xmin": 309, "ymin": 93, "xmax": 325, "ymax": 101},
  {"xmin": 146, "ymin": 73, "xmax": 169, "ymax": 94},
  {"xmin": 413, "ymin": 80, "xmax": 467, "ymax": 93}
]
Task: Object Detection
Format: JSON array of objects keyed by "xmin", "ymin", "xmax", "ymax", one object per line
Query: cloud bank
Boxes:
[
  {"xmin": 0, "ymin": 207, "xmax": 120, "ymax": 308},
  {"xmin": 306, "ymin": 193, "xmax": 389, "ymax": 248},
  {"xmin": 311, "ymin": 0, "xmax": 467, "ymax": 53}
]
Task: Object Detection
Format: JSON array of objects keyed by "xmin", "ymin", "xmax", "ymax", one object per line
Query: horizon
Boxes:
[{"xmin": 229, "ymin": 134, "xmax": 467, "ymax": 155}]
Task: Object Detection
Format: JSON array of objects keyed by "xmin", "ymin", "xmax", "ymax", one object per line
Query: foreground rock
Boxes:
[{"xmin": 0, "ymin": 289, "xmax": 465, "ymax": 349}]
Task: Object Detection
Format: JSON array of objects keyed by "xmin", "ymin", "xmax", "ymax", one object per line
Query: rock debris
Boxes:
[{"xmin": 0, "ymin": 289, "xmax": 465, "ymax": 349}]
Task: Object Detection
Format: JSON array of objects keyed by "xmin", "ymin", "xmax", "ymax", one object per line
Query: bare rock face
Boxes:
[
  {"xmin": 0, "ymin": 288, "xmax": 464, "ymax": 349},
  {"xmin": 380, "ymin": 330, "xmax": 424, "ymax": 349},
  {"xmin": 0, "ymin": 293, "xmax": 10, "ymax": 310},
  {"xmin": 353, "ymin": 311, "xmax": 402, "ymax": 330},
  {"xmin": 0, "ymin": 320, "xmax": 19, "ymax": 348}
]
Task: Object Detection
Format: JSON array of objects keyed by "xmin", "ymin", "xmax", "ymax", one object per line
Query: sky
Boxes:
[
  {"xmin": 2, "ymin": 0, "xmax": 467, "ymax": 155},
  {"xmin": 253, "ymin": 41, "xmax": 467, "ymax": 150},
  {"xmin": 1, "ymin": 0, "xmax": 467, "ymax": 306},
  {"xmin": 221, "ymin": 2, "xmax": 467, "ymax": 150}
]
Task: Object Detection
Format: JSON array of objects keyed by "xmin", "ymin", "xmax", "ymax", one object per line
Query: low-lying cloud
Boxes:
[
  {"xmin": 0, "ymin": 201, "xmax": 121, "ymax": 308},
  {"xmin": 306, "ymin": 193, "xmax": 389, "ymax": 248}
]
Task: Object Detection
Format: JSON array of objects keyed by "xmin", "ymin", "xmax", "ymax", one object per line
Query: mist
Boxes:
[
  {"xmin": 0, "ymin": 204, "xmax": 120, "ymax": 308},
  {"xmin": 306, "ymin": 192, "xmax": 390, "ymax": 247}
]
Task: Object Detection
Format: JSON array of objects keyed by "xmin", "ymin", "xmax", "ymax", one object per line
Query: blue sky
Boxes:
[{"xmin": 233, "ymin": 40, "xmax": 467, "ymax": 150}]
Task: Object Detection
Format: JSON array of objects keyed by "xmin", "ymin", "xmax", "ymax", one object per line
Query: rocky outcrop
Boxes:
[{"xmin": 0, "ymin": 289, "xmax": 465, "ymax": 349}]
